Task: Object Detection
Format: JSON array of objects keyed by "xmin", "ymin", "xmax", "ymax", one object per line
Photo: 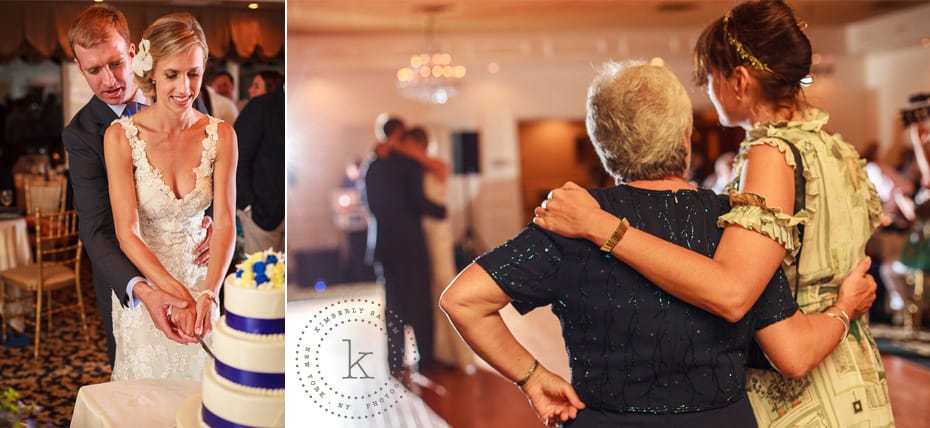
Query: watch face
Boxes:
[{"xmin": 291, "ymin": 298, "xmax": 409, "ymax": 422}]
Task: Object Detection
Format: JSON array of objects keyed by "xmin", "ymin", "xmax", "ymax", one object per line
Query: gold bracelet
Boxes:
[
  {"xmin": 515, "ymin": 359, "xmax": 539, "ymax": 387},
  {"xmin": 824, "ymin": 309, "xmax": 850, "ymax": 341},
  {"xmin": 599, "ymin": 217, "xmax": 631, "ymax": 253}
]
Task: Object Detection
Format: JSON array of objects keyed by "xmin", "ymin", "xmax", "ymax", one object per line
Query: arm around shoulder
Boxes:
[{"xmin": 534, "ymin": 180, "xmax": 787, "ymax": 322}]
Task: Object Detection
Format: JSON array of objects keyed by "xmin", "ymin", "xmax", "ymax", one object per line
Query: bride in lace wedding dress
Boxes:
[{"xmin": 102, "ymin": 13, "xmax": 237, "ymax": 380}]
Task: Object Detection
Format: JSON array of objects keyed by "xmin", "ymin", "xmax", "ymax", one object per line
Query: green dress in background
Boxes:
[{"xmin": 721, "ymin": 109, "xmax": 895, "ymax": 427}]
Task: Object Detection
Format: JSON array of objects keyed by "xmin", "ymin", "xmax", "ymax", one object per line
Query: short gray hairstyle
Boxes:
[{"xmin": 586, "ymin": 60, "xmax": 693, "ymax": 182}]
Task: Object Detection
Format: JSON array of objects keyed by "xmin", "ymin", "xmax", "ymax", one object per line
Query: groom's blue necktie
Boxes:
[{"xmin": 121, "ymin": 101, "xmax": 144, "ymax": 117}]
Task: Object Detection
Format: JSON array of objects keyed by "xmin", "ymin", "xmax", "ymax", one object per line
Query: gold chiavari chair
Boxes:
[{"xmin": 0, "ymin": 209, "xmax": 87, "ymax": 360}]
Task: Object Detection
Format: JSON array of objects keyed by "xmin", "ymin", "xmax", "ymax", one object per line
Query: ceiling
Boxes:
[
  {"xmin": 288, "ymin": 0, "xmax": 930, "ymax": 36},
  {"xmin": 51, "ymin": 0, "xmax": 284, "ymax": 11}
]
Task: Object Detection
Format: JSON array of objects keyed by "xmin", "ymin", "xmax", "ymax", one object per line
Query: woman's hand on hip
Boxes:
[{"xmin": 521, "ymin": 365, "xmax": 586, "ymax": 426}]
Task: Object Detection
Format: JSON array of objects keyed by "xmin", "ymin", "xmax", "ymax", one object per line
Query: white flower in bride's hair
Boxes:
[{"xmin": 131, "ymin": 39, "xmax": 153, "ymax": 77}]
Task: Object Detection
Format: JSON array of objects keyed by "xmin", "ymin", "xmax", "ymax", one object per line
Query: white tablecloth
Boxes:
[
  {"xmin": 70, "ymin": 380, "xmax": 201, "ymax": 428},
  {"xmin": 0, "ymin": 216, "xmax": 30, "ymax": 270},
  {"xmin": 0, "ymin": 216, "xmax": 32, "ymax": 331}
]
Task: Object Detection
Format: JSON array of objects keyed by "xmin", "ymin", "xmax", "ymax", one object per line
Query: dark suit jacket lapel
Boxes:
[{"xmin": 89, "ymin": 96, "xmax": 119, "ymax": 139}]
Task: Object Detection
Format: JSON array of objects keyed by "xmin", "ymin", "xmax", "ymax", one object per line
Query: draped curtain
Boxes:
[{"xmin": 0, "ymin": 2, "xmax": 284, "ymax": 63}]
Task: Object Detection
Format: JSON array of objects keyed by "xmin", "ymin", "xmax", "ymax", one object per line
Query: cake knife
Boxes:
[{"xmin": 195, "ymin": 334, "xmax": 217, "ymax": 360}]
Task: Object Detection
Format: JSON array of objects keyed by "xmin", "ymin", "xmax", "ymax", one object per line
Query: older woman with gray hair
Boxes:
[{"xmin": 440, "ymin": 61, "xmax": 875, "ymax": 427}]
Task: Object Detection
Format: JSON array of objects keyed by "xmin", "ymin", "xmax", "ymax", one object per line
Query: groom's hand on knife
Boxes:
[
  {"xmin": 133, "ymin": 281, "xmax": 193, "ymax": 344},
  {"xmin": 170, "ymin": 304, "xmax": 199, "ymax": 342}
]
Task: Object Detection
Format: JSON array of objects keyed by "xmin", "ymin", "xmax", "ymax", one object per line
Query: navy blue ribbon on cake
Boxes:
[
  {"xmin": 226, "ymin": 311, "xmax": 285, "ymax": 335},
  {"xmin": 202, "ymin": 405, "xmax": 251, "ymax": 428},
  {"xmin": 215, "ymin": 359, "xmax": 285, "ymax": 389}
]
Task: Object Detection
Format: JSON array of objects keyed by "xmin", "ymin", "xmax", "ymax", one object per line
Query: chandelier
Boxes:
[{"xmin": 396, "ymin": 5, "xmax": 466, "ymax": 104}]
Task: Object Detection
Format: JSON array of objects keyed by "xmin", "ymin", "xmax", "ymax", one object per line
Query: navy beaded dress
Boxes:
[{"xmin": 476, "ymin": 185, "xmax": 798, "ymax": 427}]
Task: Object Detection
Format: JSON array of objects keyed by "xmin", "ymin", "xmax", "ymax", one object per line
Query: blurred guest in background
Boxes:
[
  {"xmin": 703, "ymin": 151, "xmax": 736, "ymax": 194},
  {"xmin": 235, "ymin": 86, "xmax": 285, "ymax": 254},
  {"xmin": 360, "ymin": 116, "xmax": 446, "ymax": 375},
  {"xmin": 863, "ymin": 141, "xmax": 915, "ymax": 324},
  {"xmin": 242, "ymin": 70, "xmax": 283, "ymax": 110},
  {"xmin": 404, "ymin": 127, "xmax": 473, "ymax": 371},
  {"xmin": 209, "ymin": 70, "xmax": 235, "ymax": 100},
  {"xmin": 202, "ymin": 66, "xmax": 238, "ymax": 124},
  {"xmin": 896, "ymin": 92, "xmax": 930, "ymax": 330}
]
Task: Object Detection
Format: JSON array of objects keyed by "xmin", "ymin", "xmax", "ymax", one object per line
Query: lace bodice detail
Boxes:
[{"xmin": 113, "ymin": 116, "xmax": 217, "ymax": 289}]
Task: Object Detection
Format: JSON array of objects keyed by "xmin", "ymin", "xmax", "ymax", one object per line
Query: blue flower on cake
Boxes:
[{"xmin": 235, "ymin": 249, "xmax": 285, "ymax": 289}]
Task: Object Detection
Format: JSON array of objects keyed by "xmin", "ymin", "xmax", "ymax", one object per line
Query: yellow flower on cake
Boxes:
[
  {"xmin": 271, "ymin": 263, "xmax": 285, "ymax": 288},
  {"xmin": 239, "ymin": 269, "xmax": 254, "ymax": 286}
]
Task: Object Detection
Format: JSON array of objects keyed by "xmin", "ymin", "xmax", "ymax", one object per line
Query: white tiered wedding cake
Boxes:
[{"xmin": 177, "ymin": 250, "xmax": 286, "ymax": 427}]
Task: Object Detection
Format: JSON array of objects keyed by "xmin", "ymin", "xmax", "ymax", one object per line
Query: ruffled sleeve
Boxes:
[
  {"xmin": 723, "ymin": 109, "xmax": 878, "ymax": 286},
  {"xmin": 718, "ymin": 189, "xmax": 809, "ymax": 261}
]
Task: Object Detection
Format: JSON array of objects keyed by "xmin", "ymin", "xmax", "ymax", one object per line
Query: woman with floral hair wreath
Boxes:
[
  {"xmin": 533, "ymin": 0, "xmax": 894, "ymax": 426},
  {"xmin": 103, "ymin": 12, "xmax": 238, "ymax": 381}
]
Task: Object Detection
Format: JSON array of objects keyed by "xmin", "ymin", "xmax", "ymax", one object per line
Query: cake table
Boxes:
[{"xmin": 71, "ymin": 379, "xmax": 200, "ymax": 428}]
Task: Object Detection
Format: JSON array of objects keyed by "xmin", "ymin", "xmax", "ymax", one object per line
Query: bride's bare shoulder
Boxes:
[
  {"xmin": 103, "ymin": 119, "xmax": 132, "ymax": 145},
  {"xmin": 212, "ymin": 119, "xmax": 236, "ymax": 142}
]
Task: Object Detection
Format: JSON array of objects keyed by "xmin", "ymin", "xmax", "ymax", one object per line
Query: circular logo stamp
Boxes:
[{"xmin": 294, "ymin": 298, "xmax": 410, "ymax": 420}]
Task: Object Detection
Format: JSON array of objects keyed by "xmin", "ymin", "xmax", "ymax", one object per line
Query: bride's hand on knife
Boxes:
[{"xmin": 194, "ymin": 290, "xmax": 218, "ymax": 336}]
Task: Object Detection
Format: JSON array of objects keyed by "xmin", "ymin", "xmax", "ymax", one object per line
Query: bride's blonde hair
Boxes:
[{"xmin": 135, "ymin": 12, "xmax": 209, "ymax": 99}]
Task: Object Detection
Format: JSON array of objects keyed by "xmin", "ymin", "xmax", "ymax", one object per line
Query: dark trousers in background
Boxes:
[{"xmin": 375, "ymin": 259, "xmax": 435, "ymax": 374}]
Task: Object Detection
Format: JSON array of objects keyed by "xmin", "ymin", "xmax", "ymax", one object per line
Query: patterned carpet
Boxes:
[{"xmin": 1, "ymin": 254, "xmax": 111, "ymax": 427}]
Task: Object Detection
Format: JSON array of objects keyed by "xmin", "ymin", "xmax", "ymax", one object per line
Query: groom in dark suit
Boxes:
[
  {"xmin": 63, "ymin": 4, "xmax": 208, "ymax": 364},
  {"xmin": 361, "ymin": 117, "xmax": 447, "ymax": 374}
]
